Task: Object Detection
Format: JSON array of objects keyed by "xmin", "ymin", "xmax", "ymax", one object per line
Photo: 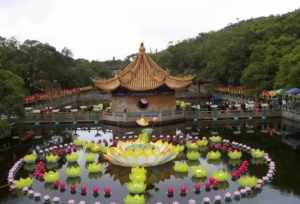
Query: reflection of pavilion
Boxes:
[
  {"xmin": 281, "ymin": 135, "xmax": 300, "ymax": 149},
  {"xmin": 109, "ymin": 123, "xmax": 183, "ymax": 138}
]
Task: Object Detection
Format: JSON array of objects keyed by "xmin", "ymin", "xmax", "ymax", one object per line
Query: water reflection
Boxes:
[{"xmin": 0, "ymin": 119, "xmax": 299, "ymax": 204}]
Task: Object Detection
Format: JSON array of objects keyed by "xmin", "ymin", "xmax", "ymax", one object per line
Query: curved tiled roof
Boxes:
[{"xmin": 95, "ymin": 43, "xmax": 193, "ymax": 91}]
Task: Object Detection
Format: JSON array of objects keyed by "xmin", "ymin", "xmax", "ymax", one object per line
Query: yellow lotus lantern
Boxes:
[
  {"xmin": 136, "ymin": 117, "xmax": 149, "ymax": 127},
  {"xmin": 104, "ymin": 140, "xmax": 182, "ymax": 167}
]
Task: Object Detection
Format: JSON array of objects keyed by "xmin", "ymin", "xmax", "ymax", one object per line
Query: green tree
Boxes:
[
  {"xmin": 275, "ymin": 43, "xmax": 300, "ymax": 88},
  {"xmin": 0, "ymin": 70, "xmax": 25, "ymax": 118},
  {"xmin": 153, "ymin": 9, "xmax": 300, "ymax": 90}
]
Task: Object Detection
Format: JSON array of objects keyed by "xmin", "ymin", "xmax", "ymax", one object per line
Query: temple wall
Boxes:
[{"xmin": 111, "ymin": 94, "xmax": 176, "ymax": 112}]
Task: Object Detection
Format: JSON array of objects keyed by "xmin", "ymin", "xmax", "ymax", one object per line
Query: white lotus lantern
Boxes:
[{"xmin": 104, "ymin": 140, "xmax": 183, "ymax": 167}]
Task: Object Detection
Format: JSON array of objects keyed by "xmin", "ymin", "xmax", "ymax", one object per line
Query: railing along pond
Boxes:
[{"xmin": 23, "ymin": 109, "xmax": 281, "ymax": 125}]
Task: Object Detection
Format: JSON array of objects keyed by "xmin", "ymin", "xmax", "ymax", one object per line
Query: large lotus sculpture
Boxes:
[{"xmin": 104, "ymin": 140, "xmax": 182, "ymax": 167}]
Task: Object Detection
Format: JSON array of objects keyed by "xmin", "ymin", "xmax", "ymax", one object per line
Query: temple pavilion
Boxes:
[{"xmin": 94, "ymin": 43, "xmax": 193, "ymax": 115}]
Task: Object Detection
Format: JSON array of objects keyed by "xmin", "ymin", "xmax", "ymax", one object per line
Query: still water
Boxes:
[{"xmin": 0, "ymin": 119, "xmax": 299, "ymax": 204}]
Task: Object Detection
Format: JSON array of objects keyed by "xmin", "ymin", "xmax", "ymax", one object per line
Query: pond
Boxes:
[{"xmin": 0, "ymin": 119, "xmax": 299, "ymax": 204}]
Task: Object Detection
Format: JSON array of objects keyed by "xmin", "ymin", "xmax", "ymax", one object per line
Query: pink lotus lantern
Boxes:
[
  {"xmin": 193, "ymin": 183, "xmax": 201, "ymax": 193},
  {"xmin": 103, "ymin": 186, "xmax": 111, "ymax": 197},
  {"xmin": 180, "ymin": 185, "xmax": 187, "ymax": 196},
  {"xmin": 70, "ymin": 184, "xmax": 76, "ymax": 194},
  {"xmin": 60, "ymin": 182, "xmax": 66, "ymax": 192},
  {"xmin": 167, "ymin": 186, "xmax": 174, "ymax": 197},
  {"xmin": 208, "ymin": 178, "xmax": 218, "ymax": 186},
  {"xmin": 81, "ymin": 185, "xmax": 87, "ymax": 195},
  {"xmin": 92, "ymin": 186, "xmax": 99, "ymax": 196},
  {"xmin": 53, "ymin": 181, "xmax": 60, "ymax": 189}
]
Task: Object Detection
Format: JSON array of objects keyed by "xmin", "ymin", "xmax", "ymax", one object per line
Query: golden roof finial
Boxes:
[{"xmin": 139, "ymin": 42, "xmax": 145, "ymax": 53}]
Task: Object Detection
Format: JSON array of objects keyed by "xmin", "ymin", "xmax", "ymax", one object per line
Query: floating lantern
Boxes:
[
  {"xmin": 34, "ymin": 192, "xmax": 41, "ymax": 200},
  {"xmin": 23, "ymin": 153, "xmax": 37, "ymax": 164},
  {"xmin": 197, "ymin": 138, "xmax": 208, "ymax": 147},
  {"xmin": 167, "ymin": 186, "xmax": 174, "ymax": 197},
  {"xmin": 193, "ymin": 183, "xmax": 201, "ymax": 193},
  {"xmin": 70, "ymin": 184, "xmax": 76, "ymax": 194},
  {"xmin": 214, "ymin": 195, "xmax": 222, "ymax": 203},
  {"xmin": 255, "ymin": 184, "xmax": 262, "ymax": 190},
  {"xmin": 245, "ymin": 187, "xmax": 252, "ymax": 194},
  {"xmin": 43, "ymin": 171, "xmax": 59, "ymax": 184},
  {"xmin": 203, "ymin": 197, "xmax": 211, "ymax": 204},
  {"xmin": 68, "ymin": 200, "xmax": 76, "ymax": 204},
  {"xmin": 173, "ymin": 162, "xmax": 189, "ymax": 173},
  {"xmin": 250, "ymin": 149, "xmax": 265, "ymax": 159},
  {"xmin": 224, "ymin": 192, "xmax": 232, "ymax": 201},
  {"xmin": 262, "ymin": 176, "xmax": 269, "ymax": 183},
  {"xmin": 257, "ymin": 179, "xmax": 263, "ymax": 185},
  {"xmin": 186, "ymin": 141, "xmax": 199, "ymax": 150},
  {"xmin": 228, "ymin": 150, "xmax": 242, "ymax": 160},
  {"xmin": 191, "ymin": 165, "xmax": 207, "ymax": 178},
  {"xmin": 180, "ymin": 185, "xmax": 187, "ymax": 196},
  {"xmin": 93, "ymin": 186, "xmax": 99, "ymax": 196},
  {"xmin": 104, "ymin": 186, "xmax": 111, "ymax": 197},
  {"xmin": 240, "ymin": 188, "xmax": 247, "ymax": 197},
  {"xmin": 60, "ymin": 182, "xmax": 66, "ymax": 191},
  {"xmin": 15, "ymin": 177, "xmax": 33, "ymax": 189},
  {"xmin": 238, "ymin": 176, "xmax": 257, "ymax": 188},
  {"xmin": 81, "ymin": 184, "xmax": 87, "ymax": 195},
  {"xmin": 43, "ymin": 195, "xmax": 51, "ymax": 203},
  {"xmin": 186, "ymin": 151, "xmax": 200, "ymax": 161},
  {"xmin": 22, "ymin": 187, "xmax": 29, "ymax": 194},
  {"xmin": 65, "ymin": 166, "xmax": 81, "ymax": 178},
  {"xmin": 53, "ymin": 181, "xmax": 60, "ymax": 189},
  {"xmin": 87, "ymin": 162, "xmax": 102, "ymax": 174},
  {"xmin": 124, "ymin": 194, "xmax": 145, "ymax": 204},
  {"xmin": 188, "ymin": 199, "xmax": 196, "ymax": 204},
  {"xmin": 205, "ymin": 182, "xmax": 211, "ymax": 191},
  {"xmin": 27, "ymin": 190, "xmax": 34, "ymax": 198},
  {"xmin": 207, "ymin": 151, "xmax": 221, "ymax": 160},
  {"xmin": 209, "ymin": 136, "xmax": 222, "ymax": 143},
  {"xmin": 208, "ymin": 177, "xmax": 219, "ymax": 186},
  {"xmin": 233, "ymin": 191, "xmax": 240, "ymax": 200},
  {"xmin": 52, "ymin": 196, "xmax": 61, "ymax": 203}
]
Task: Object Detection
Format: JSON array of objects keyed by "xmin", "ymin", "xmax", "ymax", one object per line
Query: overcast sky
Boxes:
[{"xmin": 0, "ymin": 0, "xmax": 299, "ymax": 60}]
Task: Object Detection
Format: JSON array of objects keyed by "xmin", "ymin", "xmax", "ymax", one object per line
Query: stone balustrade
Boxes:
[{"xmin": 22, "ymin": 109, "xmax": 281, "ymax": 126}]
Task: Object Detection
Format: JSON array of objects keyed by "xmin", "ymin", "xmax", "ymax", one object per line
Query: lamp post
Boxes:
[{"xmin": 151, "ymin": 116, "xmax": 159, "ymax": 129}]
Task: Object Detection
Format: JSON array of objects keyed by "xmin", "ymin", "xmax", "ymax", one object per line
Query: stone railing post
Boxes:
[{"xmin": 123, "ymin": 112, "xmax": 126, "ymax": 122}]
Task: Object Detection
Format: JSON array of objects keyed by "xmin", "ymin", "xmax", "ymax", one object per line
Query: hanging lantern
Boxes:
[{"xmin": 138, "ymin": 98, "xmax": 149, "ymax": 109}]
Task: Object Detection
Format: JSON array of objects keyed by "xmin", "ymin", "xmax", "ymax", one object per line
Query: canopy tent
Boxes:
[
  {"xmin": 260, "ymin": 89, "xmax": 287, "ymax": 98},
  {"xmin": 260, "ymin": 90, "xmax": 276, "ymax": 97},
  {"xmin": 215, "ymin": 85, "xmax": 250, "ymax": 96},
  {"xmin": 286, "ymin": 88, "xmax": 300, "ymax": 95},
  {"xmin": 275, "ymin": 89, "xmax": 285, "ymax": 95}
]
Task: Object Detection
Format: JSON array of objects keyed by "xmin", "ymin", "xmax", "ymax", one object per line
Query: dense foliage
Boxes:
[
  {"xmin": 152, "ymin": 9, "xmax": 300, "ymax": 91},
  {"xmin": 0, "ymin": 37, "xmax": 127, "ymax": 94},
  {"xmin": 0, "ymin": 37, "xmax": 128, "ymax": 124},
  {"xmin": 0, "ymin": 69, "xmax": 25, "ymax": 117}
]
